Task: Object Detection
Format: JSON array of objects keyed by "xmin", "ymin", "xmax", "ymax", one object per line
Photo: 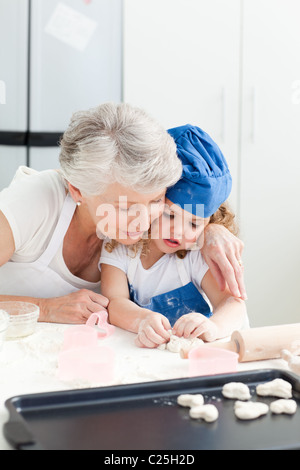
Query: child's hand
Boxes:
[
  {"xmin": 173, "ymin": 312, "xmax": 218, "ymax": 342},
  {"xmin": 135, "ymin": 312, "xmax": 171, "ymax": 348}
]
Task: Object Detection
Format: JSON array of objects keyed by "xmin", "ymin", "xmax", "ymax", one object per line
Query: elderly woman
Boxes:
[{"xmin": 0, "ymin": 103, "xmax": 246, "ymax": 324}]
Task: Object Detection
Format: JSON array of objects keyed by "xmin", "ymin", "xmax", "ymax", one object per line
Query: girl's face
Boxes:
[{"xmin": 151, "ymin": 198, "xmax": 210, "ymax": 253}]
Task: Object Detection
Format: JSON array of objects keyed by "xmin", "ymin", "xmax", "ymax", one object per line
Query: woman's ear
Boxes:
[{"xmin": 67, "ymin": 182, "xmax": 83, "ymax": 205}]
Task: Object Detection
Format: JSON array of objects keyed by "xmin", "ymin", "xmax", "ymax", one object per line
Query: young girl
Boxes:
[{"xmin": 100, "ymin": 125, "xmax": 248, "ymax": 349}]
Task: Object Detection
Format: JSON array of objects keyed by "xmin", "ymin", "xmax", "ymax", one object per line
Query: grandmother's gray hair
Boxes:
[{"xmin": 59, "ymin": 102, "xmax": 182, "ymax": 197}]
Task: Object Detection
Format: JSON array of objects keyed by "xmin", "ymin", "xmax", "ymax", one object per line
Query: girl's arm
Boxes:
[
  {"xmin": 100, "ymin": 264, "xmax": 171, "ymax": 347},
  {"xmin": 201, "ymin": 269, "xmax": 248, "ymax": 338},
  {"xmin": 173, "ymin": 269, "xmax": 247, "ymax": 342},
  {"xmin": 100, "ymin": 263, "xmax": 147, "ymax": 333}
]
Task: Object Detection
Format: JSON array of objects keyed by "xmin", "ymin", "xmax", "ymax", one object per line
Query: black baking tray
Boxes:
[{"xmin": 4, "ymin": 369, "xmax": 300, "ymax": 450}]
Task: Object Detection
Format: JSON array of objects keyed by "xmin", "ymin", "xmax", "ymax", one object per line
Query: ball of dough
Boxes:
[
  {"xmin": 222, "ymin": 382, "xmax": 251, "ymax": 401},
  {"xmin": 177, "ymin": 393, "xmax": 204, "ymax": 407},
  {"xmin": 270, "ymin": 399, "xmax": 297, "ymax": 415},
  {"xmin": 234, "ymin": 401, "xmax": 269, "ymax": 420},
  {"xmin": 256, "ymin": 379, "xmax": 292, "ymax": 399},
  {"xmin": 167, "ymin": 335, "xmax": 203, "ymax": 353},
  {"xmin": 189, "ymin": 404, "xmax": 219, "ymax": 423},
  {"xmin": 157, "ymin": 332, "xmax": 204, "ymax": 353}
]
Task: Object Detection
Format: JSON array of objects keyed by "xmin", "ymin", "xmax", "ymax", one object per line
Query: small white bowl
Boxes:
[{"xmin": 0, "ymin": 302, "xmax": 40, "ymax": 339}]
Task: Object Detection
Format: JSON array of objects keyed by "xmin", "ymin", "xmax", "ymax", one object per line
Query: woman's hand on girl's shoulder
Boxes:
[{"xmin": 202, "ymin": 224, "xmax": 247, "ymax": 301}]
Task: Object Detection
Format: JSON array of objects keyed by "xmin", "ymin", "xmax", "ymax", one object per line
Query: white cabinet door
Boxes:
[
  {"xmin": 124, "ymin": 0, "xmax": 241, "ymax": 212},
  {"xmin": 0, "ymin": 147, "xmax": 27, "ymax": 190},
  {"xmin": 0, "ymin": 0, "xmax": 28, "ymax": 132},
  {"xmin": 30, "ymin": 0, "xmax": 123, "ymax": 133},
  {"xmin": 0, "ymin": 0, "xmax": 28, "ymax": 189},
  {"xmin": 29, "ymin": 147, "xmax": 60, "ymax": 172},
  {"xmin": 239, "ymin": 0, "xmax": 300, "ymax": 326}
]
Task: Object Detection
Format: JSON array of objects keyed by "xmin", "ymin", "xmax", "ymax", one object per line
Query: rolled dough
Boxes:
[
  {"xmin": 256, "ymin": 379, "xmax": 292, "ymax": 399},
  {"xmin": 234, "ymin": 401, "xmax": 269, "ymax": 420},
  {"xmin": 270, "ymin": 399, "xmax": 297, "ymax": 415},
  {"xmin": 189, "ymin": 404, "xmax": 219, "ymax": 422},
  {"xmin": 158, "ymin": 334, "xmax": 203, "ymax": 353},
  {"xmin": 177, "ymin": 394, "xmax": 204, "ymax": 407},
  {"xmin": 222, "ymin": 382, "xmax": 251, "ymax": 401}
]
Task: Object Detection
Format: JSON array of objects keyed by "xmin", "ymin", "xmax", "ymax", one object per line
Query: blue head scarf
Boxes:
[{"xmin": 166, "ymin": 125, "xmax": 232, "ymax": 218}]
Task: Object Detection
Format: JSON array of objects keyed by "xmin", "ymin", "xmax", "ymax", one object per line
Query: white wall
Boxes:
[{"xmin": 123, "ymin": 0, "xmax": 300, "ymax": 327}]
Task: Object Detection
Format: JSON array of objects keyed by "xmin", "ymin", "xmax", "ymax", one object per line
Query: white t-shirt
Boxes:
[
  {"xmin": 100, "ymin": 242, "xmax": 210, "ymax": 306},
  {"xmin": 0, "ymin": 166, "xmax": 100, "ymax": 291}
]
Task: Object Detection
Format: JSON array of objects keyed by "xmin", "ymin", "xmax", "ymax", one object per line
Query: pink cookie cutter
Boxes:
[
  {"xmin": 62, "ymin": 311, "xmax": 115, "ymax": 351},
  {"xmin": 58, "ymin": 312, "xmax": 115, "ymax": 383},
  {"xmin": 58, "ymin": 345, "xmax": 115, "ymax": 383},
  {"xmin": 188, "ymin": 346, "xmax": 238, "ymax": 377}
]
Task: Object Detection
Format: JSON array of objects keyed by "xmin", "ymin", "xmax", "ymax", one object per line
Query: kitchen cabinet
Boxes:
[
  {"xmin": 124, "ymin": 0, "xmax": 300, "ymax": 326},
  {"xmin": 123, "ymin": 0, "xmax": 241, "ymax": 212},
  {"xmin": 0, "ymin": 0, "xmax": 29, "ymax": 190},
  {"xmin": 0, "ymin": 147, "xmax": 27, "ymax": 190},
  {"xmin": 239, "ymin": 0, "xmax": 300, "ymax": 326},
  {"xmin": 0, "ymin": 0, "xmax": 122, "ymax": 189}
]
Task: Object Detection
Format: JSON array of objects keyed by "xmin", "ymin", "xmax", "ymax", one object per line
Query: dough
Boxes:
[
  {"xmin": 256, "ymin": 379, "xmax": 292, "ymax": 399},
  {"xmin": 281, "ymin": 349, "xmax": 300, "ymax": 375},
  {"xmin": 0, "ymin": 310, "xmax": 9, "ymax": 328},
  {"xmin": 189, "ymin": 404, "xmax": 219, "ymax": 423},
  {"xmin": 177, "ymin": 393, "xmax": 204, "ymax": 407},
  {"xmin": 158, "ymin": 334, "xmax": 204, "ymax": 353},
  {"xmin": 222, "ymin": 382, "xmax": 251, "ymax": 401},
  {"xmin": 270, "ymin": 399, "xmax": 297, "ymax": 415},
  {"xmin": 234, "ymin": 401, "xmax": 269, "ymax": 420}
]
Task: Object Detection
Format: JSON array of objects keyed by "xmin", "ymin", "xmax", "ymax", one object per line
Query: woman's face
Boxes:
[
  {"xmin": 86, "ymin": 182, "xmax": 166, "ymax": 245},
  {"xmin": 150, "ymin": 198, "xmax": 210, "ymax": 253}
]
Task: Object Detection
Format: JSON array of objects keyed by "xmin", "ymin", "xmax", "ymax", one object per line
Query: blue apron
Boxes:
[{"xmin": 128, "ymin": 251, "xmax": 212, "ymax": 327}]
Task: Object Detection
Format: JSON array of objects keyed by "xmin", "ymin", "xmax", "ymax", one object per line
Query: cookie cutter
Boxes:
[
  {"xmin": 58, "ymin": 312, "xmax": 115, "ymax": 383},
  {"xmin": 188, "ymin": 346, "xmax": 239, "ymax": 377},
  {"xmin": 62, "ymin": 311, "xmax": 115, "ymax": 351}
]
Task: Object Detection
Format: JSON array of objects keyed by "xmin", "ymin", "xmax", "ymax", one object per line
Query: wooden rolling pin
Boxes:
[{"xmin": 180, "ymin": 323, "xmax": 300, "ymax": 363}]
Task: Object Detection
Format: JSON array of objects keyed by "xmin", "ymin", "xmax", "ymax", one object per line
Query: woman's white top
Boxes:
[{"xmin": 0, "ymin": 167, "xmax": 100, "ymax": 297}]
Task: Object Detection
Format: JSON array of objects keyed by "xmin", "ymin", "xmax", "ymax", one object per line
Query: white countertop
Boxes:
[{"xmin": 0, "ymin": 323, "xmax": 292, "ymax": 450}]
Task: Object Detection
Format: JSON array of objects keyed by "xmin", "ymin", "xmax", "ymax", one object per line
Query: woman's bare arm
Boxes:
[
  {"xmin": 0, "ymin": 211, "xmax": 108, "ymax": 323},
  {"xmin": 0, "ymin": 210, "xmax": 15, "ymax": 266}
]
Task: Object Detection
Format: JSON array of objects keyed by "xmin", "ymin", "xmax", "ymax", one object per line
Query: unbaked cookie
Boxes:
[{"xmin": 222, "ymin": 382, "xmax": 251, "ymax": 401}]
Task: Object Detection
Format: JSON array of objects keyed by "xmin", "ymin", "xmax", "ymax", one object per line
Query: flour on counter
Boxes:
[{"xmin": 0, "ymin": 320, "xmax": 190, "ymax": 447}]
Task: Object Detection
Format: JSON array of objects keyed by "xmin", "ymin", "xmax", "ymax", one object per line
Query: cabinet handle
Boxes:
[{"xmin": 251, "ymin": 87, "xmax": 257, "ymax": 143}]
